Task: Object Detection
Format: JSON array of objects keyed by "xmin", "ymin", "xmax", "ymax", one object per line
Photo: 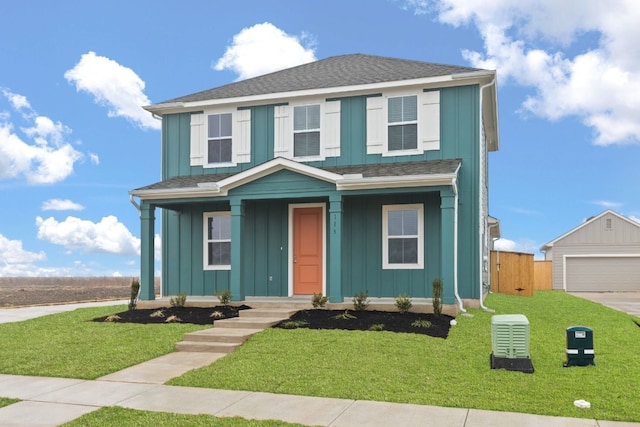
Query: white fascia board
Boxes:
[
  {"xmin": 337, "ymin": 173, "xmax": 456, "ymax": 191},
  {"xmin": 216, "ymin": 157, "xmax": 343, "ymax": 191},
  {"xmin": 129, "ymin": 186, "xmax": 228, "ymax": 201},
  {"xmin": 145, "ymin": 73, "xmax": 495, "ymax": 115}
]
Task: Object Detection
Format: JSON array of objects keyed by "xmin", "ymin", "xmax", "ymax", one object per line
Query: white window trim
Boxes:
[
  {"xmin": 292, "ymin": 103, "xmax": 323, "ymax": 161},
  {"xmin": 367, "ymin": 90, "xmax": 440, "ymax": 157},
  {"xmin": 274, "ymin": 99, "xmax": 340, "ymax": 161},
  {"xmin": 382, "ymin": 204, "xmax": 424, "ymax": 270},
  {"xmin": 386, "ymin": 94, "xmax": 420, "ymax": 155},
  {"xmin": 190, "ymin": 108, "xmax": 252, "ymax": 168},
  {"xmin": 203, "ymin": 211, "xmax": 231, "ymax": 271}
]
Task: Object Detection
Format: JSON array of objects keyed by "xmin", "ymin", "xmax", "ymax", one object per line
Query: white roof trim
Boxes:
[
  {"xmin": 131, "ymin": 158, "xmax": 460, "ymax": 201},
  {"xmin": 144, "ymin": 72, "xmax": 496, "ymax": 115},
  {"xmin": 540, "ymin": 209, "xmax": 640, "ymax": 251}
]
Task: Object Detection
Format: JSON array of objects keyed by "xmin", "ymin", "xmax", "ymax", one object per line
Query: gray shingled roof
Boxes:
[
  {"xmin": 155, "ymin": 54, "xmax": 481, "ymax": 105},
  {"xmin": 133, "ymin": 159, "xmax": 461, "ymax": 192}
]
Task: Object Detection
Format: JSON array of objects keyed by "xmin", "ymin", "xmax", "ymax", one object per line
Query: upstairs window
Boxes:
[
  {"xmin": 387, "ymin": 95, "xmax": 417, "ymax": 151},
  {"xmin": 382, "ymin": 204, "xmax": 424, "ymax": 269},
  {"xmin": 207, "ymin": 113, "xmax": 232, "ymax": 163},
  {"xmin": 204, "ymin": 212, "xmax": 231, "ymax": 270},
  {"xmin": 293, "ymin": 105, "xmax": 321, "ymax": 157}
]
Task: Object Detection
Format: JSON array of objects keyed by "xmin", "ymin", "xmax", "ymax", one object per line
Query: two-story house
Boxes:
[{"xmin": 130, "ymin": 54, "xmax": 500, "ymax": 310}]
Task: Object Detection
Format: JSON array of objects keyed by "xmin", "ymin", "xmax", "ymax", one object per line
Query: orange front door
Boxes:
[{"xmin": 293, "ymin": 207, "xmax": 323, "ymax": 295}]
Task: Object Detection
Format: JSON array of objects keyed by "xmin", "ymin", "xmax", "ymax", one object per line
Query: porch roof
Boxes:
[{"xmin": 130, "ymin": 158, "xmax": 461, "ymax": 201}]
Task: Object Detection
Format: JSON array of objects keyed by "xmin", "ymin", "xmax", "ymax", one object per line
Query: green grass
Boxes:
[
  {"xmin": 0, "ymin": 397, "xmax": 19, "ymax": 408},
  {"xmin": 169, "ymin": 291, "xmax": 640, "ymax": 422},
  {"xmin": 0, "ymin": 305, "xmax": 208, "ymax": 379},
  {"xmin": 63, "ymin": 407, "xmax": 311, "ymax": 427}
]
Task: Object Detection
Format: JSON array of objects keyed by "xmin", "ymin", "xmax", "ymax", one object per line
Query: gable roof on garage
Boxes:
[{"xmin": 541, "ymin": 210, "xmax": 640, "ymax": 252}]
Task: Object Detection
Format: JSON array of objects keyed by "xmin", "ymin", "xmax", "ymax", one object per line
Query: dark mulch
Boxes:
[
  {"xmin": 274, "ymin": 309, "xmax": 453, "ymax": 338},
  {"xmin": 92, "ymin": 305, "xmax": 251, "ymax": 325}
]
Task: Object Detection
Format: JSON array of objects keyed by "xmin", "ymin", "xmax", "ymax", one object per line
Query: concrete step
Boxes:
[
  {"xmin": 175, "ymin": 341, "xmax": 239, "ymax": 353},
  {"xmin": 182, "ymin": 327, "xmax": 262, "ymax": 344},
  {"xmin": 239, "ymin": 308, "xmax": 298, "ymax": 319},
  {"xmin": 214, "ymin": 316, "xmax": 287, "ymax": 329}
]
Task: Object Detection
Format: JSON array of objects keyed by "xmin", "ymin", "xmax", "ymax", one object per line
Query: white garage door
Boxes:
[{"xmin": 566, "ymin": 256, "xmax": 640, "ymax": 291}]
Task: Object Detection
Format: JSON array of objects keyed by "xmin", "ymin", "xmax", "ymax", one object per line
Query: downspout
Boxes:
[
  {"xmin": 129, "ymin": 194, "xmax": 140, "ymax": 212},
  {"xmin": 451, "ymin": 168, "xmax": 466, "ymax": 313},
  {"xmin": 479, "ymin": 77, "xmax": 495, "ymax": 312}
]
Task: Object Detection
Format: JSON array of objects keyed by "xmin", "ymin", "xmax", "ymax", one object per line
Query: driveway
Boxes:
[{"xmin": 569, "ymin": 292, "xmax": 640, "ymax": 317}]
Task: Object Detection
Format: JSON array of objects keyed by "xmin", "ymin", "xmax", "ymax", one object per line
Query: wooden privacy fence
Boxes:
[
  {"xmin": 489, "ymin": 251, "xmax": 553, "ymax": 296},
  {"xmin": 490, "ymin": 251, "xmax": 534, "ymax": 296}
]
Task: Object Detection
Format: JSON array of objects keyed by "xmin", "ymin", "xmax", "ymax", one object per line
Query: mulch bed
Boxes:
[
  {"xmin": 92, "ymin": 305, "xmax": 251, "ymax": 325},
  {"xmin": 273, "ymin": 309, "xmax": 453, "ymax": 338}
]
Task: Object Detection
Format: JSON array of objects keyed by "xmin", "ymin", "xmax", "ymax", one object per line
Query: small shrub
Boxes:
[
  {"xmin": 280, "ymin": 320, "xmax": 309, "ymax": 329},
  {"xmin": 332, "ymin": 310, "xmax": 356, "ymax": 320},
  {"xmin": 128, "ymin": 278, "xmax": 140, "ymax": 310},
  {"xmin": 311, "ymin": 293, "xmax": 329, "ymax": 308},
  {"xmin": 104, "ymin": 314, "xmax": 121, "ymax": 322},
  {"xmin": 165, "ymin": 314, "xmax": 183, "ymax": 323},
  {"xmin": 411, "ymin": 319, "xmax": 432, "ymax": 328},
  {"xmin": 368, "ymin": 323, "xmax": 385, "ymax": 331},
  {"xmin": 209, "ymin": 311, "xmax": 224, "ymax": 319},
  {"xmin": 432, "ymin": 278, "xmax": 443, "ymax": 315},
  {"xmin": 216, "ymin": 289, "xmax": 232, "ymax": 305},
  {"xmin": 352, "ymin": 291, "xmax": 369, "ymax": 311},
  {"xmin": 150, "ymin": 309, "xmax": 165, "ymax": 318},
  {"xmin": 395, "ymin": 294, "xmax": 412, "ymax": 313},
  {"xmin": 169, "ymin": 292, "xmax": 187, "ymax": 308}
]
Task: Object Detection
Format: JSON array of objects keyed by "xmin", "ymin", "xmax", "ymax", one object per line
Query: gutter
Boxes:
[
  {"xmin": 451, "ymin": 165, "xmax": 466, "ymax": 313},
  {"xmin": 478, "ymin": 77, "xmax": 496, "ymax": 313}
]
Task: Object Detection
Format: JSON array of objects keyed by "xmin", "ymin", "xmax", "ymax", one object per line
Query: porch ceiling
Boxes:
[{"xmin": 130, "ymin": 158, "xmax": 461, "ymax": 201}]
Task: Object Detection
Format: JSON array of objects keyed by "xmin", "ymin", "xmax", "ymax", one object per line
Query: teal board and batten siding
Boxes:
[{"xmin": 159, "ymin": 85, "xmax": 481, "ymax": 299}]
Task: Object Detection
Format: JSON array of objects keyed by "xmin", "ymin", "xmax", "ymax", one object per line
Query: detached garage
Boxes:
[{"xmin": 541, "ymin": 210, "xmax": 640, "ymax": 292}]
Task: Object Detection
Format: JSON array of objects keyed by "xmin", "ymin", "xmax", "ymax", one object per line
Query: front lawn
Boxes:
[
  {"xmin": 0, "ymin": 305, "xmax": 207, "ymax": 379},
  {"xmin": 62, "ymin": 407, "xmax": 310, "ymax": 427},
  {"xmin": 169, "ymin": 291, "xmax": 640, "ymax": 422}
]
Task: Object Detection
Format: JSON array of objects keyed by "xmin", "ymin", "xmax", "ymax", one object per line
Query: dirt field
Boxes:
[{"xmin": 0, "ymin": 277, "xmax": 160, "ymax": 307}]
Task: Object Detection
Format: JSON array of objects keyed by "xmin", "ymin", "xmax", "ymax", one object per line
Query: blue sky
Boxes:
[{"xmin": 1, "ymin": 0, "xmax": 639, "ymax": 276}]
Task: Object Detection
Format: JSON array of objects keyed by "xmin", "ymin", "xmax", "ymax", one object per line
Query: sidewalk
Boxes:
[
  {"xmin": 2, "ymin": 372, "xmax": 636, "ymax": 427},
  {"xmin": 1, "ymin": 302, "xmax": 639, "ymax": 426}
]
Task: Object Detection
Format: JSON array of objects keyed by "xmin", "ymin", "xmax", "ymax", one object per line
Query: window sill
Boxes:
[
  {"xmin": 382, "ymin": 264, "xmax": 424, "ymax": 270},
  {"xmin": 204, "ymin": 265, "xmax": 231, "ymax": 271},
  {"xmin": 381, "ymin": 149, "xmax": 422, "ymax": 157},
  {"xmin": 204, "ymin": 162, "xmax": 237, "ymax": 169},
  {"xmin": 292, "ymin": 155, "xmax": 325, "ymax": 162}
]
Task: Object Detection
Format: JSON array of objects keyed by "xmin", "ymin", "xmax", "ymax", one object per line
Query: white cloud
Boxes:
[
  {"xmin": 406, "ymin": 0, "xmax": 640, "ymax": 146},
  {"xmin": 42, "ymin": 199, "xmax": 85, "ymax": 211},
  {"xmin": 493, "ymin": 237, "xmax": 540, "ymax": 255},
  {"xmin": 89, "ymin": 153, "xmax": 100, "ymax": 165},
  {"xmin": 65, "ymin": 51, "xmax": 160, "ymax": 130},
  {"xmin": 36, "ymin": 215, "xmax": 141, "ymax": 256},
  {"xmin": 0, "ymin": 89, "xmax": 83, "ymax": 184},
  {"xmin": 0, "ymin": 234, "xmax": 47, "ymax": 276},
  {"xmin": 215, "ymin": 22, "xmax": 317, "ymax": 80},
  {"xmin": 591, "ymin": 200, "xmax": 622, "ymax": 209}
]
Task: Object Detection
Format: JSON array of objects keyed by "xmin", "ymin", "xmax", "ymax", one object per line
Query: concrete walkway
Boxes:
[
  {"xmin": 1, "ymin": 301, "xmax": 639, "ymax": 426},
  {"xmin": 569, "ymin": 292, "xmax": 640, "ymax": 317}
]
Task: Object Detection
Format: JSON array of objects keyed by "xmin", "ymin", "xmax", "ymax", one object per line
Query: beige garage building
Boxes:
[{"xmin": 540, "ymin": 210, "xmax": 640, "ymax": 292}]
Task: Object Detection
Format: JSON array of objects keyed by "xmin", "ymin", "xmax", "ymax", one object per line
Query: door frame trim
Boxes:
[{"xmin": 288, "ymin": 202, "xmax": 326, "ymax": 297}]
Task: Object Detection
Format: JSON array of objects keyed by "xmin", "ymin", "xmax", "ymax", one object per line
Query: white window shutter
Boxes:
[
  {"xmin": 233, "ymin": 109, "xmax": 251, "ymax": 164},
  {"xmin": 366, "ymin": 96, "xmax": 384, "ymax": 154},
  {"xmin": 190, "ymin": 113, "xmax": 205, "ymax": 166},
  {"xmin": 419, "ymin": 91, "xmax": 440, "ymax": 151},
  {"xmin": 322, "ymin": 100, "xmax": 341, "ymax": 157},
  {"xmin": 274, "ymin": 105, "xmax": 292, "ymax": 158}
]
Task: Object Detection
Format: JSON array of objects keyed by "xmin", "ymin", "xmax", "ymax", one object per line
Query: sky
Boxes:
[{"xmin": 1, "ymin": 0, "xmax": 639, "ymax": 277}]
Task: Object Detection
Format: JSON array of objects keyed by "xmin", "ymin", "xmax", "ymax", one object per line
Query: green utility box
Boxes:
[
  {"xmin": 490, "ymin": 314, "xmax": 534, "ymax": 373},
  {"xmin": 564, "ymin": 326, "xmax": 595, "ymax": 367}
]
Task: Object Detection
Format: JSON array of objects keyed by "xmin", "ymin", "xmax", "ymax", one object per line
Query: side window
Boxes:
[
  {"xmin": 204, "ymin": 212, "xmax": 231, "ymax": 270},
  {"xmin": 207, "ymin": 113, "xmax": 232, "ymax": 163},
  {"xmin": 293, "ymin": 105, "xmax": 320, "ymax": 157},
  {"xmin": 387, "ymin": 95, "xmax": 417, "ymax": 151},
  {"xmin": 382, "ymin": 204, "xmax": 424, "ymax": 269}
]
